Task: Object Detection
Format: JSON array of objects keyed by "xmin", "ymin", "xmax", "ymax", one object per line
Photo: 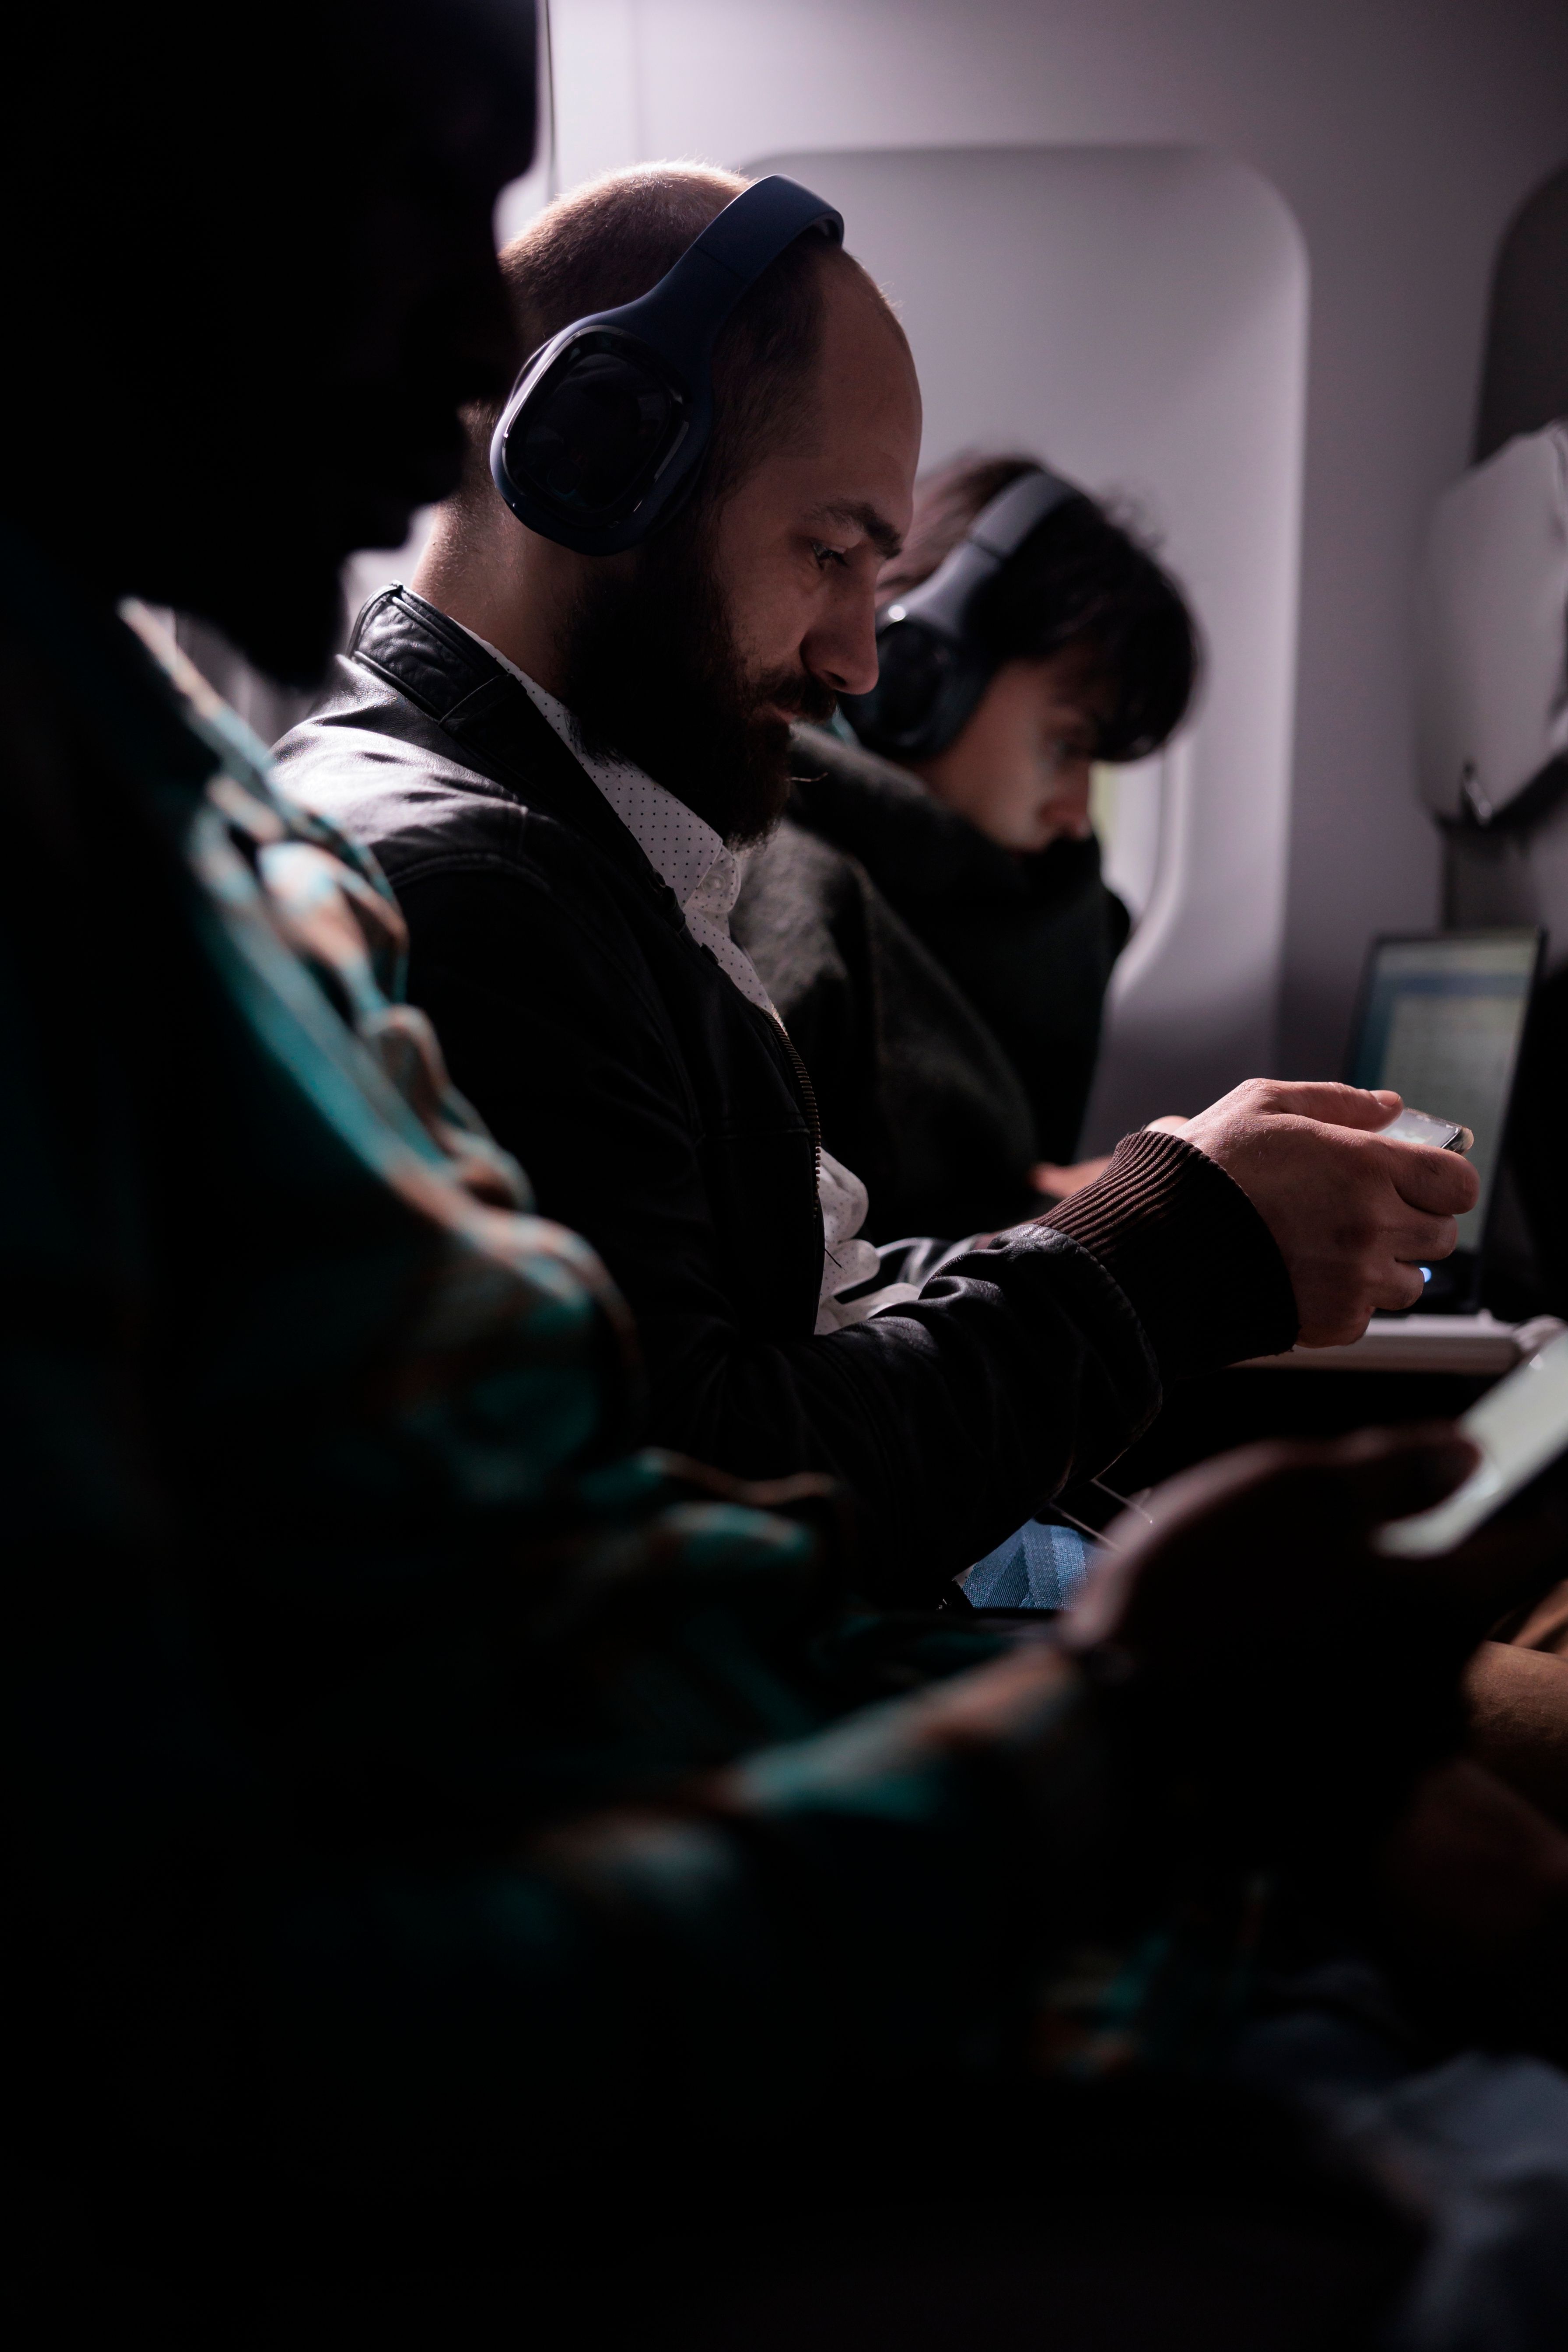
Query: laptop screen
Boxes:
[{"xmin": 1347, "ymin": 930, "xmax": 1540, "ymax": 1253}]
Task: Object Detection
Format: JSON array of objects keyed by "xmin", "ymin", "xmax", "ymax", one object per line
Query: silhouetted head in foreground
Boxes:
[{"xmin": 2, "ymin": 0, "xmax": 537, "ymax": 683}]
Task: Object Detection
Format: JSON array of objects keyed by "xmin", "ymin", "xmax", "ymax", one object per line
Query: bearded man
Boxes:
[{"xmin": 277, "ymin": 164, "xmax": 1478, "ymax": 1601}]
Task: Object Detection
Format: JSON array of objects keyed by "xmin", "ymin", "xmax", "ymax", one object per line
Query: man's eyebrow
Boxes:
[{"xmin": 810, "ymin": 501, "xmax": 904, "ymax": 559}]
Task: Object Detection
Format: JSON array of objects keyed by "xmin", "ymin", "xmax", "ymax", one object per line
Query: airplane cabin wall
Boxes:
[
  {"xmin": 741, "ymin": 141, "xmax": 1308, "ymax": 1142},
  {"xmin": 545, "ymin": 0, "xmax": 1568, "ymax": 1102}
]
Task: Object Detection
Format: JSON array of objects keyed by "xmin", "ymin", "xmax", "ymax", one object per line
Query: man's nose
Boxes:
[{"xmin": 803, "ymin": 584, "xmax": 881, "ymax": 699}]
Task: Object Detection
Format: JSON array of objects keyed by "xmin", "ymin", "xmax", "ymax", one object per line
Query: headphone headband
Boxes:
[
  {"xmin": 882, "ymin": 466, "xmax": 1080, "ymax": 637},
  {"xmin": 843, "ymin": 463, "xmax": 1087, "ymax": 762},
  {"xmin": 681, "ymin": 174, "xmax": 844, "ymax": 290},
  {"xmin": 491, "ymin": 175, "xmax": 844, "ymax": 555}
]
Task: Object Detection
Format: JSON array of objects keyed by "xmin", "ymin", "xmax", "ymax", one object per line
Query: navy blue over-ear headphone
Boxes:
[
  {"xmin": 490, "ymin": 175, "xmax": 844, "ymax": 556},
  {"xmin": 841, "ymin": 464, "xmax": 1085, "ymax": 761}
]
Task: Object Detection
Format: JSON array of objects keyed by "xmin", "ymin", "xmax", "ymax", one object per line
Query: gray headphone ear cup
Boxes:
[
  {"xmin": 842, "ymin": 617, "xmax": 995, "ymax": 761},
  {"xmin": 920, "ymin": 645, "xmax": 999, "ymax": 758},
  {"xmin": 845, "ymin": 464, "xmax": 1084, "ymax": 759}
]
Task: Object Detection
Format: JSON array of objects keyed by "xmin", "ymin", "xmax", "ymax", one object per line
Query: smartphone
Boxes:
[
  {"xmin": 1379, "ymin": 1106, "xmax": 1474, "ymax": 1152},
  {"xmin": 1377, "ymin": 1330, "xmax": 1568, "ymax": 1556}
]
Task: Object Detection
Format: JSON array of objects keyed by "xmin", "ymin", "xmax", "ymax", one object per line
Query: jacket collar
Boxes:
[{"xmin": 348, "ymin": 584, "xmax": 683, "ymax": 917}]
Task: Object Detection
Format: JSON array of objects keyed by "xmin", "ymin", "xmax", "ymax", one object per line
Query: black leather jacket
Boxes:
[{"xmin": 275, "ymin": 589, "xmax": 1297, "ymax": 1598}]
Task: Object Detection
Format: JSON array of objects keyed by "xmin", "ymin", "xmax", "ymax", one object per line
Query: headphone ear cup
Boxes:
[
  {"xmin": 501, "ymin": 340, "xmax": 684, "ymax": 522},
  {"xmin": 842, "ymin": 618, "xmax": 992, "ymax": 761},
  {"xmin": 841, "ymin": 618, "xmax": 950, "ymax": 757}
]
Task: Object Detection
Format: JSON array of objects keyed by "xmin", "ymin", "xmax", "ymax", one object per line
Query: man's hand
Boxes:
[
  {"xmin": 1059, "ymin": 1427, "xmax": 1510, "ymax": 1872},
  {"xmin": 1175, "ymin": 1081, "xmax": 1480, "ymax": 1345},
  {"xmin": 873, "ymin": 1428, "xmax": 1555, "ymax": 1926},
  {"xmin": 1064, "ymin": 1424, "xmax": 1477, "ymax": 1663}
]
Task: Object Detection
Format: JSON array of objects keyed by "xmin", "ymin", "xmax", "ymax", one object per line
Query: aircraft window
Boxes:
[{"xmin": 1090, "ymin": 756, "xmax": 1163, "ymax": 923}]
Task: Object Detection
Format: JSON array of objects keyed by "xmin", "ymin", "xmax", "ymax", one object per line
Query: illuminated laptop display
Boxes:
[{"xmin": 1346, "ymin": 929, "xmax": 1542, "ymax": 1299}]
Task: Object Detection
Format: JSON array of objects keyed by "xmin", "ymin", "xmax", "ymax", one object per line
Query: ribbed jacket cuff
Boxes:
[{"xmin": 1042, "ymin": 1129, "xmax": 1298, "ymax": 1381}]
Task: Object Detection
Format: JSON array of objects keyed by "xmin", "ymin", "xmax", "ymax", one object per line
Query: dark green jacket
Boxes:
[{"xmin": 0, "ymin": 536, "xmax": 1131, "ymax": 2239}]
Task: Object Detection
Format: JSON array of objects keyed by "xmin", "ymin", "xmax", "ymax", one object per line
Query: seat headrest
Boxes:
[{"xmin": 1415, "ymin": 422, "xmax": 1568, "ymax": 822}]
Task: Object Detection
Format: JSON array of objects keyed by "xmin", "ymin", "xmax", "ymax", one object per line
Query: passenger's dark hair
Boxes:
[
  {"xmin": 452, "ymin": 165, "xmax": 891, "ymax": 527},
  {"xmin": 881, "ymin": 453, "xmax": 1201, "ymax": 762}
]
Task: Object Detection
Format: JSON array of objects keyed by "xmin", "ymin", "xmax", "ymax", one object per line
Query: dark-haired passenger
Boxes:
[{"xmin": 734, "ymin": 453, "xmax": 1196, "ymax": 1239}]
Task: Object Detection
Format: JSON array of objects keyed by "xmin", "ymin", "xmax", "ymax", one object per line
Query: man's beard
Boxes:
[{"xmin": 556, "ymin": 508, "xmax": 838, "ymax": 846}]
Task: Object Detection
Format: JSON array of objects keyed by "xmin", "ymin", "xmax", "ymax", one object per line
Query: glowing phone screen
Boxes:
[{"xmin": 1378, "ymin": 1332, "xmax": 1568, "ymax": 1556}]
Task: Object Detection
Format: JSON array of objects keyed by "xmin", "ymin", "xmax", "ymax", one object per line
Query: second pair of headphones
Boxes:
[
  {"xmin": 841, "ymin": 465, "xmax": 1086, "ymax": 762},
  {"xmin": 491, "ymin": 175, "xmax": 843, "ymax": 556}
]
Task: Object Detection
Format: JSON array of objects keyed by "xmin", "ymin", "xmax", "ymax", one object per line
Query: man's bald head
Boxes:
[{"xmin": 444, "ymin": 164, "xmax": 905, "ymax": 545}]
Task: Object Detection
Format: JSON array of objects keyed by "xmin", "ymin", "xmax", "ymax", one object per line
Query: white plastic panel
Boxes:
[
  {"xmin": 748, "ymin": 144, "xmax": 1308, "ymax": 1140},
  {"xmin": 1090, "ymin": 757, "xmax": 1163, "ymax": 922},
  {"xmin": 1415, "ymin": 424, "xmax": 1568, "ymax": 822}
]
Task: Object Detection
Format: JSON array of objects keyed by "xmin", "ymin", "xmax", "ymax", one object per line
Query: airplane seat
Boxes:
[{"xmin": 1421, "ymin": 161, "xmax": 1568, "ymax": 1311}]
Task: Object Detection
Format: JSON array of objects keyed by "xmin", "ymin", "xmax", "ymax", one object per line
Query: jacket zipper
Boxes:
[{"xmin": 779, "ymin": 1027, "xmax": 823, "ymax": 1192}]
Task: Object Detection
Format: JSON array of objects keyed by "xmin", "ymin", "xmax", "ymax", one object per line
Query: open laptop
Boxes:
[{"xmin": 1344, "ymin": 928, "xmax": 1543, "ymax": 1310}]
